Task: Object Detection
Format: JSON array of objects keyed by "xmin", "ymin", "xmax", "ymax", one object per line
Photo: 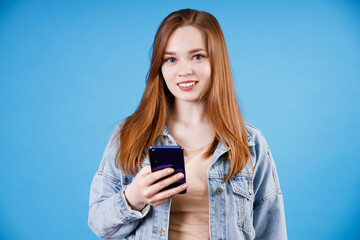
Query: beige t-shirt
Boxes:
[{"xmin": 168, "ymin": 143, "xmax": 212, "ymax": 240}]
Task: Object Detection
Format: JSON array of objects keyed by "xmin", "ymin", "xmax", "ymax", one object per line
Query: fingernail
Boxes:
[
  {"xmin": 177, "ymin": 173, "xmax": 183, "ymax": 178},
  {"xmin": 183, "ymin": 184, "xmax": 188, "ymax": 188},
  {"xmin": 167, "ymin": 169, "xmax": 174, "ymax": 173}
]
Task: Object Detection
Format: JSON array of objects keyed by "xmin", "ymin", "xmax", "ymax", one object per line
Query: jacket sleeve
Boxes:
[
  {"xmin": 252, "ymin": 134, "xmax": 287, "ymax": 240},
  {"xmin": 88, "ymin": 123, "xmax": 150, "ymax": 239}
]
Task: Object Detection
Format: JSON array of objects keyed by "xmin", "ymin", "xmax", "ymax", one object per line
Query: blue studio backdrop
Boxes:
[{"xmin": 0, "ymin": 0, "xmax": 360, "ymax": 239}]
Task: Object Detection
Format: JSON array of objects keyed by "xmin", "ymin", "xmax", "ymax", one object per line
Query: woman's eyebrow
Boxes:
[
  {"xmin": 163, "ymin": 48, "xmax": 207, "ymax": 55},
  {"xmin": 163, "ymin": 51, "xmax": 176, "ymax": 55},
  {"xmin": 188, "ymin": 48, "xmax": 206, "ymax": 54}
]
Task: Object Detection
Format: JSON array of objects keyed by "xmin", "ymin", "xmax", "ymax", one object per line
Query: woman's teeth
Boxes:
[{"xmin": 178, "ymin": 82, "xmax": 196, "ymax": 87}]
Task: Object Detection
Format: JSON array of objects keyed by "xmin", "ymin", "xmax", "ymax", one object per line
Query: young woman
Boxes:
[{"xmin": 88, "ymin": 9, "xmax": 287, "ymax": 240}]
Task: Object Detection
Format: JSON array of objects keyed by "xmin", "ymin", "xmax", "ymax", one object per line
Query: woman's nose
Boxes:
[{"xmin": 177, "ymin": 60, "xmax": 194, "ymax": 77}]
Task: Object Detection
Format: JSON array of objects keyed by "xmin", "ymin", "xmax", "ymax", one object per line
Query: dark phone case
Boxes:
[{"xmin": 148, "ymin": 146, "xmax": 187, "ymax": 194}]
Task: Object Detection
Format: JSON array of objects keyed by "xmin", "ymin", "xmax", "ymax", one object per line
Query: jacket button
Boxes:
[{"xmin": 216, "ymin": 188, "xmax": 223, "ymax": 195}]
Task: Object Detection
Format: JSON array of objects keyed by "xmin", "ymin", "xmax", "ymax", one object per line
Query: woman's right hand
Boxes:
[{"xmin": 124, "ymin": 166, "xmax": 188, "ymax": 211}]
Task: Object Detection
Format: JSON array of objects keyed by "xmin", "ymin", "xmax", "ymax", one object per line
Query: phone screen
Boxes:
[{"xmin": 148, "ymin": 146, "xmax": 187, "ymax": 194}]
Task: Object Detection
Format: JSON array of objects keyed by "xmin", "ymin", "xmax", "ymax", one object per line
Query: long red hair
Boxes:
[{"xmin": 116, "ymin": 9, "xmax": 250, "ymax": 182}]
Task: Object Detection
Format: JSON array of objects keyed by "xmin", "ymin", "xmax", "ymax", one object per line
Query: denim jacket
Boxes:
[{"xmin": 88, "ymin": 122, "xmax": 287, "ymax": 240}]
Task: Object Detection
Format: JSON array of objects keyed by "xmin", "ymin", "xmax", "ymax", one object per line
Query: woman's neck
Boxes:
[
  {"xmin": 169, "ymin": 99, "xmax": 208, "ymax": 125},
  {"xmin": 167, "ymin": 99, "xmax": 215, "ymax": 149}
]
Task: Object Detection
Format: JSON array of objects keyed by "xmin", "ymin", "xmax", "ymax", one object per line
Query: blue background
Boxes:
[{"xmin": 1, "ymin": 0, "xmax": 359, "ymax": 239}]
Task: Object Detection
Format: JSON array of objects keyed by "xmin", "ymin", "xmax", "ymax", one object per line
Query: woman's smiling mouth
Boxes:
[{"xmin": 177, "ymin": 81, "xmax": 198, "ymax": 90}]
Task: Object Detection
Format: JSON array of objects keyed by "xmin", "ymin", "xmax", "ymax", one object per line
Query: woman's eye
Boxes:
[
  {"xmin": 165, "ymin": 57, "xmax": 176, "ymax": 63},
  {"xmin": 193, "ymin": 54, "xmax": 204, "ymax": 60}
]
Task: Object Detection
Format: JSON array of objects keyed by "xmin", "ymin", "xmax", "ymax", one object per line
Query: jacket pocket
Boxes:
[{"xmin": 229, "ymin": 176, "xmax": 254, "ymax": 233}]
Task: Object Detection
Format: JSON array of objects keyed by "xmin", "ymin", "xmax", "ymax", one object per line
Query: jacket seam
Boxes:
[
  {"xmin": 113, "ymin": 195, "xmax": 121, "ymax": 217},
  {"xmin": 119, "ymin": 192, "xmax": 128, "ymax": 218},
  {"xmin": 97, "ymin": 158, "xmax": 106, "ymax": 174},
  {"xmin": 100, "ymin": 170, "xmax": 121, "ymax": 185},
  {"xmin": 253, "ymin": 189, "xmax": 280, "ymax": 209}
]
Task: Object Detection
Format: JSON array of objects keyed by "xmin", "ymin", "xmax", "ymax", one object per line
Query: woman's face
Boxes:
[{"xmin": 161, "ymin": 26, "xmax": 211, "ymax": 103}]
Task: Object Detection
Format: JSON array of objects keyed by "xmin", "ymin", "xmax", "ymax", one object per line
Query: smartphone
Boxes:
[{"xmin": 148, "ymin": 146, "xmax": 187, "ymax": 194}]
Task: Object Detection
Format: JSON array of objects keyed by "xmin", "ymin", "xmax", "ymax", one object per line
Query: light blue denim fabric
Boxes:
[{"xmin": 88, "ymin": 121, "xmax": 287, "ymax": 239}]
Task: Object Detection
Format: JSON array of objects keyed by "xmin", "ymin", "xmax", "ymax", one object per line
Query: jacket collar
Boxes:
[{"xmin": 246, "ymin": 130, "xmax": 255, "ymax": 147}]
